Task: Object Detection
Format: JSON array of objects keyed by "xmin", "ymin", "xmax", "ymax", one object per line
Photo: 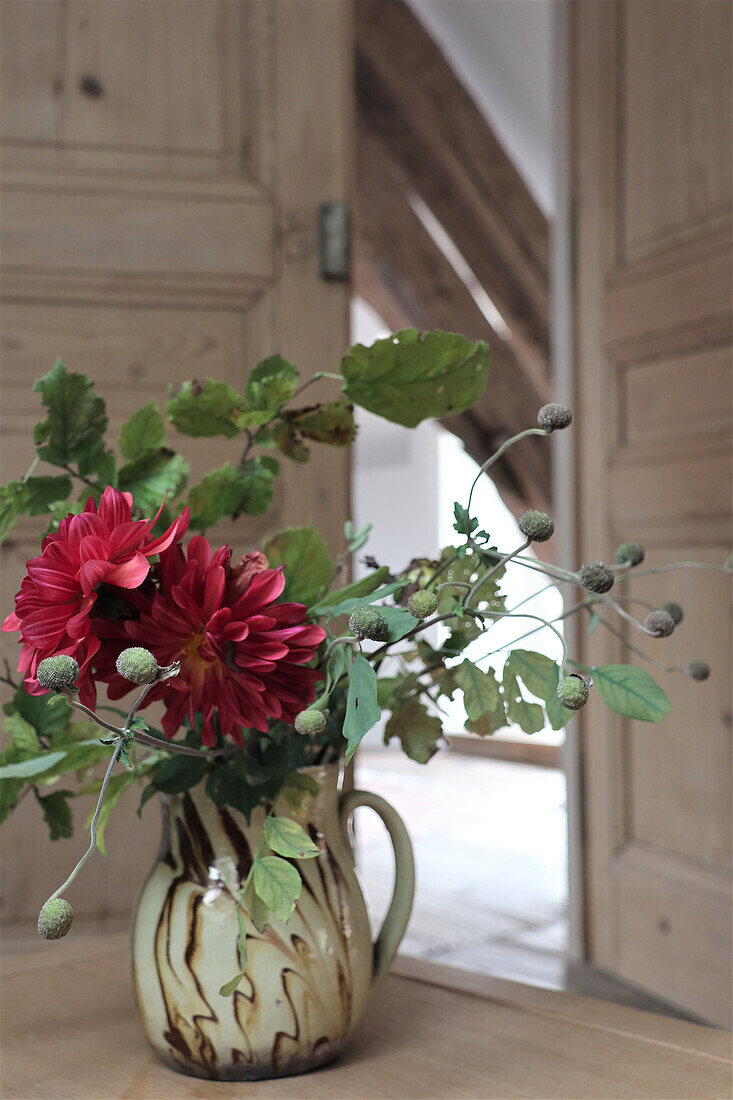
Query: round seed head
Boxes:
[
  {"xmin": 38, "ymin": 898, "xmax": 74, "ymax": 940},
  {"xmin": 115, "ymin": 647, "xmax": 159, "ymax": 685},
  {"xmin": 557, "ymin": 675, "xmax": 589, "ymax": 710},
  {"xmin": 661, "ymin": 601, "xmax": 683, "ymax": 625},
  {"xmin": 537, "ymin": 403, "xmax": 573, "ymax": 432},
  {"xmin": 518, "ymin": 510, "xmax": 555, "ymax": 543},
  {"xmin": 294, "ymin": 708, "xmax": 327, "ymax": 736},
  {"xmin": 644, "ymin": 610, "xmax": 676, "ymax": 638},
  {"xmin": 578, "ymin": 561, "xmax": 615, "ymax": 594},
  {"xmin": 36, "ymin": 655, "xmax": 80, "ymax": 691},
  {"xmin": 685, "ymin": 659, "xmax": 710, "ymax": 682},
  {"xmin": 407, "ymin": 590, "xmax": 438, "ymax": 620},
  {"xmin": 615, "ymin": 541, "xmax": 645, "ymax": 567},
  {"xmin": 349, "ymin": 607, "xmax": 389, "ymax": 641}
]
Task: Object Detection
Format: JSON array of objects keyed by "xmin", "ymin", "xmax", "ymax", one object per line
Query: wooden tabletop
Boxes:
[{"xmin": 2, "ymin": 935, "xmax": 731, "ymax": 1099}]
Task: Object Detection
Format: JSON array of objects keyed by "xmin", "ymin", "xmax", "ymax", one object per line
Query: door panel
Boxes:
[
  {"xmin": 0, "ymin": 0, "xmax": 352, "ymax": 928},
  {"xmin": 571, "ymin": 0, "xmax": 732, "ymax": 1026}
]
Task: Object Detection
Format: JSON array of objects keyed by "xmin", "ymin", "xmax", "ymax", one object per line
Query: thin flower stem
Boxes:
[
  {"xmin": 21, "ymin": 456, "xmax": 40, "ymax": 482},
  {"xmin": 62, "ymin": 688, "xmax": 224, "ymax": 758},
  {"xmin": 479, "ymin": 599, "xmax": 590, "ymax": 660},
  {"xmin": 62, "ymin": 464, "xmax": 99, "ymax": 491},
  {"xmin": 44, "ymin": 735, "xmax": 125, "ymax": 906},
  {"xmin": 620, "ymin": 562, "xmax": 732, "ymax": 580},
  {"xmin": 591, "ymin": 612, "xmax": 686, "ymax": 676},
  {"xmin": 509, "ymin": 554, "xmax": 579, "ymax": 584},
  {"xmin": 466, "ymin": 428, "xmax": 548, "ymax": 515},
  {"xmin": 435, "ymin": 581, "xmax": 471, "ymax": 594},
  {"xmin": 463, "ymin": 539, "xmax": 530, "ymax": 606},
  {"xmin": 479, "ymin": 609, "xmax": 567, "ymax": 666},
  {"xmin": 323, "ymin": 636, "xmax": 359, "ymax": 664},
  {"xmin": 367, "ymin": 612, "xmax": 460, "ymax": 662}
]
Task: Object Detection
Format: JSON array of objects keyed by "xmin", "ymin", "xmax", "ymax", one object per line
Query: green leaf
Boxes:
[
  {"xmin": 236, "ymin": 906, "xmax": 249, "ymax": 971},
  {"xmin": 186, "ymin": 457, "xmax": 277, "ymax": 529},
  {"xmin": 237, "ymin": 456, "xmax": 279, "ymax": 516},
  {"xmin": 384, "ymin": 699, "xmax": 442, "ymax": 764},
  {"xmin": 33, "ymin": 361, "xmax": 108, "ymax": 470},
  {"xmin": 279, "ymin": 771, "xmax": 320, "ymax": 815},
  {"xmin": 0, "ymin": 751, "xmax": 67, "ymax": 779},
  {"xmin": 262, "ymin": 525, "xmax": 334, "ymax": 607},
  {"xmin": 285, "ymin": 401, "xmax": 356, "ymax": 447},
  {"xmin": 118, "ymin": 449, "xmax": 188, "ymax": 515},
  {"xmin": 343, "ymin": 654, "xmax": 382, "ymax": 764},
  {"xmin": 0, "ymin": 476, "xmax": 75, "ymax": 543},
  {"xmin": 167, "ymin": 379, "xmax": 244, "ymax": 438},
  {"xmin": 455, "ymin": 661, "xmax": 500, "ymax": 723},
  {"xmin": 379, "ymin": 604, "xmax": 419, "ymax": 643},
  {"xmin": 340, "ymin": 329, "xmax": 490, "ymax": 428},
  {"xmin": 4, "ymin": 713, "xmax": 41, "ymax": 754},
  {"xmin": 151, "ymin": 754, "xmax": 208, "ymax": 795},
  {"xmin": 376, "ymin": 676, "xmax": 402, "ymax": 710},
  {"xmin": 313, "ymin": 580, "xmax": 404, "ymax": 618},
  {"xmin": 0, "ymin": 777, "xmax": 23, "ymax": 824},
  {"xmin": 37, "ymin": 789, "xmax": 74, "ymax": 841},
  {"xmin": 592, "ymin": 664, "xmax": 671, "ymax": 723},
  {"xmin": 273, "ymin": 420, "xmax": 310, "ymax": 463},
  {"xmin": 118, "ymin": 402, "xmax": 166, "ymax": 461},
  {"xmin": 465, "ymin": 701, "xmax": 508, "ymax": 737},
  {"xmin": 7, "ymin": 687, "xmax": 71, "ymax": 741},
  {"xmin": 219, "ymin": 971, "xmax": 247, "ymax": 998},
  {"xmin": 506, "ymin": 650, "xmax": 566, "ymax": 731},
  {"xmin": 312, "ymin": 568, "xmax": 392, "ymax": 613},
  {"xmin": 245, "ymin": 356, "xmax": 299, "ymax": 411},
  {"xmin": 252, "ymin": 855, "xmax": 302, "ymax": 924},
  {"xmin": 263, "ymin": 816, "xmax": 320, "ymax": 859},
  {"xmin": 344, "ymin": 521, "xmax": 372, "ymax": 553},
  {"xmin": 243, "ymin": 877, "xmax": 270, "ymax": 933},
  {"xmin": 88, "ymin": 770, "xmax": 138, "ymax": 856},
  {"xmin": 502, "ymin": 668, "xmax": 545, "ymax": 735}
]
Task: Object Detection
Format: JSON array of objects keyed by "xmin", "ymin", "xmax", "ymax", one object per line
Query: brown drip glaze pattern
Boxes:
[{"xmin": 131, "ymin": 763, "xmax": 415, "ymax": 1081}]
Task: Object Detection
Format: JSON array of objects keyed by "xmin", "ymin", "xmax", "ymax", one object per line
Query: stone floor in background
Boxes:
[
  {"xmin": 354, "ymin": 749, "xmax": 696, "ymax": 1021},
  {"xmin": 354, "ymin": 749, "xmax": 569, "ymax": 990}
]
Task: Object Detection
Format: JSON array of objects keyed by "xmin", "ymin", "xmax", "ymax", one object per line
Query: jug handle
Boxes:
[{"xmin": 339, "ymin": 789, "xmax": 415, "ymax": 986}]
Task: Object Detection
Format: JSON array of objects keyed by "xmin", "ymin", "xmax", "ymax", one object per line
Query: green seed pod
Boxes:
[
  {"xmin": 115, "ymin": 646, "xmax": 159, "ymax": 685},
  {"xmin": 537, "ymin": 403, "xmax": 573, "ymax": 432},
  {"xmin": 724, "ymin": 554, "xmax": 733, "ymax": 572},
  {"xmin": 349, "ymin": 607, "xmax": 389, "ymax": 642},
  {"xmin": 518, "ymin": 509, "xmax": 555, "ymax": 543},
  {"xmin": 407, "ymin": 590, "xmax": 438, "ymax": 620},
  {"xmin": 38, "ymin": 898, "xmax": 74, "ymax": 941},
  {"xmin": 685, "ymin": 659, "xmax": 710, "ymax": 682},
  {"xmin": 661, "ymin": 601, "xmax": 683, "ymax": 625},
  {"xmin": 614, "ymin": 541, "xmax": 645, "ymax": 567},
  {"xmin": 294, "ymin": 708, "xmax": 327, "ymax": 736},
  {"xmin": 578, "ymin": 561, "xmax": 615, "ymax": 594},
  {"xmin": 557, "ymin": 675, "xmax": 589, "ymax": 710},
  {"xmin": 36, "ymin": 655, "xmax": 80, "ymax": 691},
  {"xmin": 644, "ymin": 610, "xmax": 676, "ymax": 638}
]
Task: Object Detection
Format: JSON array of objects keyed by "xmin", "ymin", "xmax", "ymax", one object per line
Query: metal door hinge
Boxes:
[{"xmin": 319, "ymin": 202, "xmax": 350, "ymax": 281}]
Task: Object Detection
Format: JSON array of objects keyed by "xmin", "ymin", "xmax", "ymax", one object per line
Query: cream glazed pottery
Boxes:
[{"xmin": 131, "ymin": 763, "xmax": 415, "ymax": 1081}]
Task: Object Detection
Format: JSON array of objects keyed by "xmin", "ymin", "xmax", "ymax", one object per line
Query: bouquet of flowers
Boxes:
[{"xmin": 1, "ymin": 331, "xmax": 727, "ymax": 991}]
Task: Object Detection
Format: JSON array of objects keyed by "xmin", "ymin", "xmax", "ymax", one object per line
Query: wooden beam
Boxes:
[
  {"xmin": 355, "ymin": 124, "xmax": 551, "ymax": 511},
  {"xmin": 355, "ymin": 0, "xmax": 550, "ymax": 399}
]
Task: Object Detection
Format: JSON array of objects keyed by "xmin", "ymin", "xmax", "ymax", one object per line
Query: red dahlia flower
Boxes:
[
  {"xmin": 2, "ymin": 487, "xmax": 188, "ymax": 706},
  {"xmin": 103, "ymin": 537, "xmax": 326, "ymax": 747}
]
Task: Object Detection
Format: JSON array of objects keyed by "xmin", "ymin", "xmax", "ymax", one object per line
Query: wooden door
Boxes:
[
  {"xmin": 0, "ymin": 0, "xmax": 352, "ymax": 931},
  {"xmin": 571, "ymin": 1, "xmax": 732, "ymax": 1026}
]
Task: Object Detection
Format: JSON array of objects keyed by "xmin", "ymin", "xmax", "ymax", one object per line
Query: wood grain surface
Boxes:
[{"xmin": 2, "ymin": 936, "xmax": 730, "ymax": 1099}]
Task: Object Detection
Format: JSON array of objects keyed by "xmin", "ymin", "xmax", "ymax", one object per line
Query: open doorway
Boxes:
[{"xmin": 350, "ymin": 297, "xmax": 569, "ymax": 989}]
